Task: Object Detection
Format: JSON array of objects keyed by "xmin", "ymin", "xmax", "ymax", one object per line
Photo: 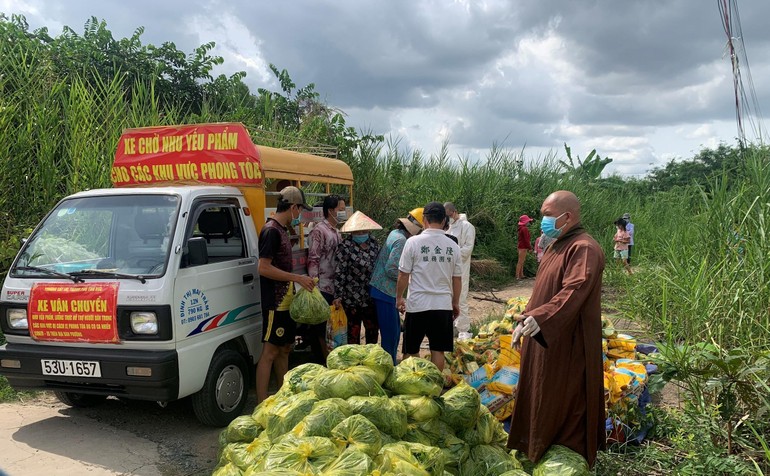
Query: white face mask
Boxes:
[{"xmin": 336, "ymin": 211, "xmax": 347, "ymax": 222}]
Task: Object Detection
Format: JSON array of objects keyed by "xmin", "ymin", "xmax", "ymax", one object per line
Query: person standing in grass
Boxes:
[
  {"xmin": 613, "ymin": 218, "xmax": 632, "ymax": 275},
  {"xmin": 622, "ymin": 212, "xmax": 635, "ymax": 264},
  {"xmin": 396, "ymin": 202, "xmax": 462, "ymax": 371},
  {"xmin": 534, "ymin": 230, "xmax": 556, "ymax": 264},
  {"xmin": 333, "ymin": 211, "xmax": 382, "ymax": 345},
  {"xmin": 516, "ymin": 214, "xmax": 534, "ymax": 279},
  {"xmin": 444, "ymin": 202, "xmax": 475, "ymax": 335},
  {"xmin": 508, "ymin": 190, "xmax": 605, "ymax": 468},
  {"xmin": 369, "ymin": 209, "xmax": 423, "ymax": 364}
]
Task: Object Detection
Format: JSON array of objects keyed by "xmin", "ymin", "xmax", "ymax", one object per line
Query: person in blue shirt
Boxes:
[{"xmin": 369, "ymin": 209, "xmax": 423, "ymax": 364}]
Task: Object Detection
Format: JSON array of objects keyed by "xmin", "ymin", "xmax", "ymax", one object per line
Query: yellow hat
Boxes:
[
  {"xmin": 408, "ymin": 207, "xmax": 424, "ymax": 226},
  {"xmin": 340, "ymin": 211, "xmax": 382, "ymax": 233}
]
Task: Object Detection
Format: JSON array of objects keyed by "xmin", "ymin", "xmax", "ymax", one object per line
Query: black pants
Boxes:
[
  {"xmin": 346, "ymin": 304, "xmax": 379, "ymax": 345},
  {"xmin": 628, "ymin": 245, "xmax": 633, "ymax": 265},
  {"xmin": 298, "ymin": 291, "xmax": 333, "ymax": 364}
]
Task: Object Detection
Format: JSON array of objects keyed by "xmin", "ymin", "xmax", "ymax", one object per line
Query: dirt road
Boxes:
[{"xmin": 0, "ymin": 281, "xmax": 535, "ymax": 476}]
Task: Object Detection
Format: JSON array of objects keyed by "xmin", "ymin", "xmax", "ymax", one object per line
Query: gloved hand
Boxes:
[
  {"xmin": 520, "ymin": 315, "xmax": 540, "ymax": 337},
  {"xmin": 511, "ymin": 324, "xmax": 524, "ymax": 349}
]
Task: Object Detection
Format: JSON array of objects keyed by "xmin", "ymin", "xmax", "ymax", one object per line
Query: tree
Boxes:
[{"xmin": 559, "ymin": 143, "xmax": 613, "ymax": 180}]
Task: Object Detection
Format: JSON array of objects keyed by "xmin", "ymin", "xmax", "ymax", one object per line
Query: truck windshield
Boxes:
[{"xmin": 12, "ymin": 194, "xmax": 179, "ymax": 279}]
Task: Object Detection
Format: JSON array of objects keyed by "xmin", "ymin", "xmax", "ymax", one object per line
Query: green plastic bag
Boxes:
[
  {"xmin": 326, "ymin": 344, "xmax": 394, "ymax": 385},
  {"xmin": 532, "ymin": 445, "xmax": 590, "ymax": 476},
  {"xmin": 402, "ymin": 422, "xmax": 434, "ymax": 446},
  {"xmin": 331, "ymin": 414, "xmax": 383, "ymax": 457},
  {"xmin": 243, "ymin": 469, "xmax": 302, "ymax": 476},
  {"xmin": 223, "ymin": 415, "xmax": 262, "ymax": 444},
  {"xmin": 438, "ymin": 432, "xmax": 470, "ymax": 468},
  {"xmin": 392, "ymin": 394, "xmax": 444, "ymax": 422},
  {"xmin": 219, "ymin": 432, "xmax": 271, "ymax": 472},
  {"xmin": 281, "ymin": 362, "xmax": 327, "ymax": 394},
  {"xmin": 461, "ymin": 444, "xmax": 522, "ymax": 476},
  {"xmin": 264, "ymin": 390, "xmax": 319, "ymax": 441},
  {"xmin": 459, "ymin": 406, "xmax": 501, "ymax": 447},
  {"xmin": 440, "ymin": 381, "xmax": 481, "ymax": 432},
  {"xmin": 290, "ymin": 286, "xmax": 331, "ymax": 324},
  {"xmin": 313, "ymin": 367, "xmax": 386, "ymax": 400},
  {"xmin": 347, "ymin": 396, "xmax": 408, "ymax": 438},
  {"xmin": 384, "ymin": 357, "xmax": 444, "ymax": 397},
  {"xmin": 212, "ymin": 462, "xmax": 243, "ymax": 476},
  {"xmin": 320, "ymin": 448, "xmax": 374, "ymax": 475},
  {"xmin": 375, "ymin": 442, "xmax": 445, "ymax": 476},
  {"xmin": 263, "ymin": 435, "xmax": 340, "ymax": 474},
  {"xmin": 292, "ymin": 399, "xmax": 349, "ymax": 437}
]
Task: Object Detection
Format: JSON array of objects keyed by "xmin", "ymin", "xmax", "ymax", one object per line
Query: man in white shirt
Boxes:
[
  {"xmin": 444, "ymin": 202, "xmax": 475, "ymax": 335},
  {"xmin": 622, "ymin": 212, "xmax": 635, "ymax": 265},
  {"xmin": 397, "ymin": 202, "xmax": 462, "ymax": 370}
]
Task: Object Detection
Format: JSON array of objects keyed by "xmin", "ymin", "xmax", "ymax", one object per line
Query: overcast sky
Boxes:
[{"xmin": 3, "ymin": 0, "xmax": 769, "ymax": 176}]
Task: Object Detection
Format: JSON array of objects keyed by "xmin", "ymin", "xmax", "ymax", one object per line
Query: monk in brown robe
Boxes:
[{"xmin": 507, "ymin": 190, "xmax": 606, "ymax": 467}]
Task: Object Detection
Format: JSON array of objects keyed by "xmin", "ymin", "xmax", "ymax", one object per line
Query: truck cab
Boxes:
[{"xmin": 0, "ymin": 123, "xmax": 353, "ymax": 426}]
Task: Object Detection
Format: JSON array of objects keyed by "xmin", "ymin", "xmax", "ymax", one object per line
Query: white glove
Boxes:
[
  {"xmin": 511, "ymin": 325, "xmax": 524, "ymax": 348},
  {"xmin": 520, "ymin": 315, "xmax": 540, "ymax": 337}
]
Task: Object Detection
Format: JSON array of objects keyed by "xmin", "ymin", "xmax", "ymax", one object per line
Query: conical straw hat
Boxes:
[{"xmin": 341, "ymin": 211, "xmax": 382, "ymax": 233}]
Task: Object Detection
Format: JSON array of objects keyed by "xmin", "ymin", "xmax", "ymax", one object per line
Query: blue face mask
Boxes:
[
  {"xmin": 540, "ymin": 213, "xmax": 566, "ymax": 239},
  {"xmin": 290, "ymin": 207, "xmax": 301, "ymax": 227},
  {"xmin": 352, "ymin": 234, "xmax": 369, "ymax": 244}
]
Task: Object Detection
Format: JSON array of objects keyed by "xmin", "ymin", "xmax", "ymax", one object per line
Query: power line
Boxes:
[{"xmin": 717, "ymin": 0, "xmax": 767, "ymax": 146}]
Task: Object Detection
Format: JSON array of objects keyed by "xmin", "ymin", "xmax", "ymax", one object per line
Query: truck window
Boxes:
[
  {"xmin": 12, "ymin": 194, "xmax": 179, "ymax": 277},
  {"xmin": 184, "ymin": 201, "xmax": 246, "ymax": 266}
]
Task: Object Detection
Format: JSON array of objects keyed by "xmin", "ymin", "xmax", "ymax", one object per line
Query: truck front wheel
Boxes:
[
  {"xmin": 192, "ymin": 349, "xmax": 248, "ymax": 427},
  {"xmin": 54, "ymin": 391, "xmax": 107, "ymax": 408}
]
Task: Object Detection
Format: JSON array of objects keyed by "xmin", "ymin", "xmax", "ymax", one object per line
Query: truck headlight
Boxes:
[
  {"xmin": 8, "ymin": 308, "xmax": 28, "ymax": 329},
  {"xmin": 130, "ymin": 311, "xmax": 158, "ymax": 335}
]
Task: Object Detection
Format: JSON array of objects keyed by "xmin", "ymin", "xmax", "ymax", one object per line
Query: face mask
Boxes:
[
  {"xmin": 290, "ymin": 207, "xmax": 301, "ymax": 227},
  {"xmin": 352, "ymin": 234, "xmax": 369, "ymax": 244},
  {"xmin": 541, "ymin": 213, "xmax": 567, "ymax": 239},
  {"xmin": 336, "ymin": 211, "xmax": 347, "ymax": 222}
]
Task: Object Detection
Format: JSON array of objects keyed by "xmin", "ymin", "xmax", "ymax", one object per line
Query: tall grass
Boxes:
[
  {"xmin": 613, "ymin": 149, "xmax": 770, "ymax": 472},
  {"xmin": 348, "ymin": 137, "xmax": 642, "ymax": 276}
]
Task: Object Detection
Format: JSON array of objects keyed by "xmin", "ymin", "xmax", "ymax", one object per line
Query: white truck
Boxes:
[{"xmin": 0, "ymin": 123, "xmax": 354, "ymax": 426}]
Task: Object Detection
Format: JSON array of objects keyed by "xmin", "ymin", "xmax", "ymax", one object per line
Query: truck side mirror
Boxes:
[{"xmin": 184, "ymin": 237, "xmax": 209, "ymax": 267}]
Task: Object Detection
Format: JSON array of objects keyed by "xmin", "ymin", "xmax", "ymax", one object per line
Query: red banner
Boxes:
[
  {"xmin": 29, "ymin": 283, "xmax": 120, "ymax": 343},
  {"xmin": 111, "ymin": 123, "xmax": 264, "ymax": 187}
]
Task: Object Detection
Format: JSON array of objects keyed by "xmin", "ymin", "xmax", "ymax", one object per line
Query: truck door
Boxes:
[{"xmin": 173, "ymin": 198, "xmax": 259, "ymax": 396}]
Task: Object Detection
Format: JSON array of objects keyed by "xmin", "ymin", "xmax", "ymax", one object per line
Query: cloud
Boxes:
[{"xmin": 4, "ymin": 0, "xmax": 770, "ymax": 177}]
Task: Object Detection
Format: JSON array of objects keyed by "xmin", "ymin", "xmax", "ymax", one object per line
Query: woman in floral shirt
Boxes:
[
  {"xmin": 333, "ymin": 211, "xmax": 382, "ymax": 345},
  {"xmin": 306, "ymin": 194, "xmax": 346, "ymax": 361}
]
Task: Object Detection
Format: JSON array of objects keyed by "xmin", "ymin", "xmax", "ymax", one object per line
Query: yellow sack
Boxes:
[
  {"xmin": 486, "ymin": 366, "xmax": 520, "ymax": 395},
  {"xmin": 498, "ymin": 335, "xmax": 521, "ymax": 367},
  {"xmin": 608, "ymin": 334, "xmax": 636, "ymax": 350},
  {"xmin": 493, "ymin": 398, "xmax": 516, "ymax": 422},
  {"xmin": 606, "ymin": 348, "xmax": 636, "ymax": 360},
  {"xmin": 464, "ymin": 363, "xmax": 496, "ymax": 391},
  {"xmin": 326, "ymin": 305, "xmax": 347, "ymax": 350}
]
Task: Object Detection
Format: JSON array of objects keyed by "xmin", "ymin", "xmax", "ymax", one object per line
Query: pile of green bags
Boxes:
[{"xmin": 213, "ymin": 344, "xmax": 528, "ymax": 475}]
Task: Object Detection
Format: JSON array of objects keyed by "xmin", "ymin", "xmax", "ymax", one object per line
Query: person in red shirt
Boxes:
[{"xmin": 516, "ymin": 215, "xmax": 534, "ymax": 279}]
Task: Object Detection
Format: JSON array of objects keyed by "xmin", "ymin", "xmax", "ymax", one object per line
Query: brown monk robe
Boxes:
[{"xmin": 507, "ymin": 193, "xmax": 606, "ymax": 468}]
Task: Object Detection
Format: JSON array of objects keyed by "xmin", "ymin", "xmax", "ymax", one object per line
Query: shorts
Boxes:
[
  {"xmin": 262, "ymin": 309, "xmax": 296, "ymax": 346},
  {"xmin": 402, "ymin": 309, "xmax": 454, "ymax": 354},
  {"xmin": 613, "ymin": 249, "xmax": 629, "ymax": 260}
]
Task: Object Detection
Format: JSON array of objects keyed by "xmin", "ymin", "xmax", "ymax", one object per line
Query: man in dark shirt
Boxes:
[{"xmin": 256, "ymin": 186, "xmax": 315, "ymax": 404}]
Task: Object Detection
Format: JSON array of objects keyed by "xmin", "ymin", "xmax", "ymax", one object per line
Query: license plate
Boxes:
[{"xmin": 41, "ymin": 359, "xmax": 102, "ymax": 377}]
